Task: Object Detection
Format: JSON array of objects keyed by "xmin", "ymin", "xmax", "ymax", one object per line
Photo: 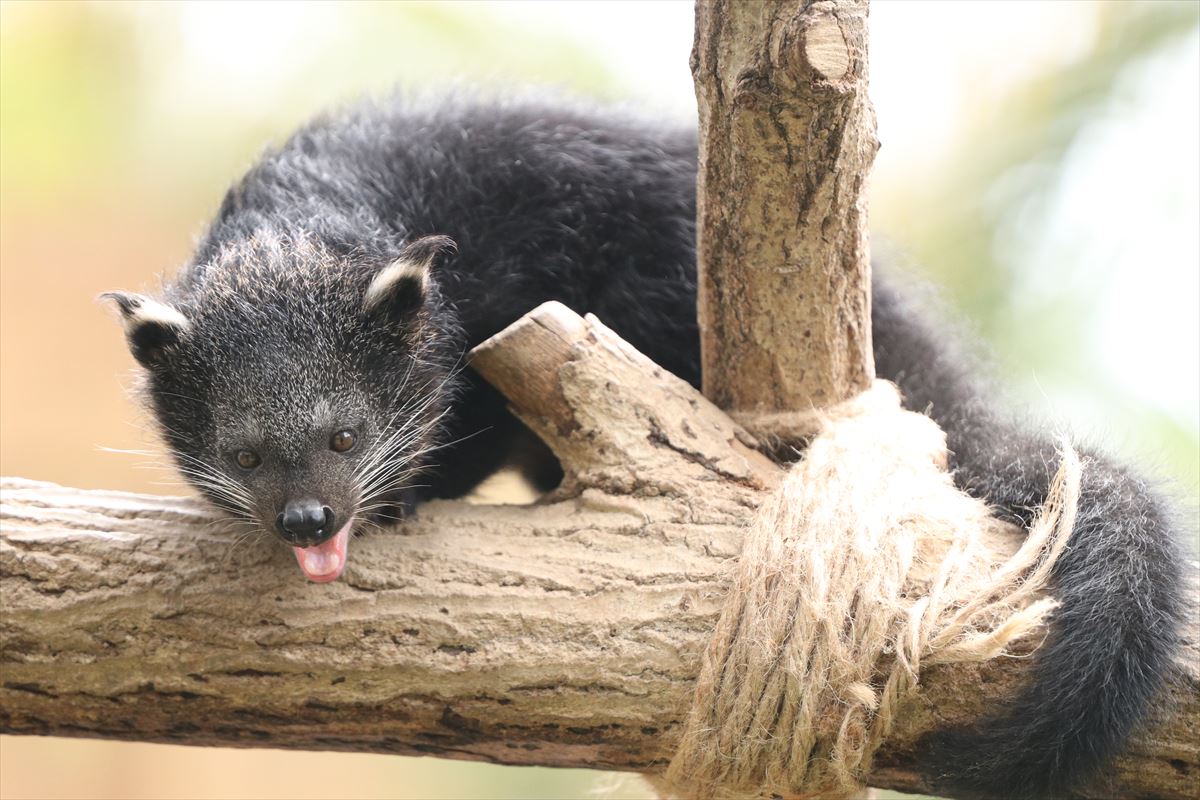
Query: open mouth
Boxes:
[{"xmin": 292, "ymin": 520, "xmax": 352, "ymax": 583}]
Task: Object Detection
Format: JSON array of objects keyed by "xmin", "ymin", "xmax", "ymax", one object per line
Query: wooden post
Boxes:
[{"xmin": 692, "ymin": 0, "xmax": 878, "ymax": 413}]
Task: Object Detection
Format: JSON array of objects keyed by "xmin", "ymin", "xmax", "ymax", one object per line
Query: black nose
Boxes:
[{"xmin": 276, "ymin": 500, "xmax": 336, "ymax": 546}]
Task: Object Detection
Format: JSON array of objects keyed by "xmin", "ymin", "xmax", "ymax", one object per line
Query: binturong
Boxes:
[
  {"xmin": 104, "ymin": 95, "xmax": 1185, "ymax": 799},
  {"xmin": 103, "ymin": 230, "xmax": 463, "ymax": 582}
]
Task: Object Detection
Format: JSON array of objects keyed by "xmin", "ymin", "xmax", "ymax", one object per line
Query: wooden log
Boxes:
[{"xmin": 2, "ymin": 303, "xmax": 1195, "ymax": 800}]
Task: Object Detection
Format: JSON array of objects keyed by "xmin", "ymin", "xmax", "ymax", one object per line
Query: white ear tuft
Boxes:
[
  {"xmin": 364, "ymin": 258, "xmax": 429, "ymax": 312},
  {"xmin": 362, "ymin": 235, "xmax": 455, "ymax": 316},
  {"xmin": 104, "ymin": 293, "xmax": 191, "ymax": 336},
  {"xmin": 100, "ymin": 292, "xmax": 191, "ymax": 367}
]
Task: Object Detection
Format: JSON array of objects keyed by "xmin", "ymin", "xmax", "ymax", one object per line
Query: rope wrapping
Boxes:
[{"xmin": 662, "ymin": 382, "xmax": 1080, "ymax": 799}]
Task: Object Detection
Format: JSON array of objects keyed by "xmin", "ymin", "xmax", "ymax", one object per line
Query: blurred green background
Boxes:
[{"xmin": 1, "ymin": 1, "xmax": 1196, "ymax": 799}]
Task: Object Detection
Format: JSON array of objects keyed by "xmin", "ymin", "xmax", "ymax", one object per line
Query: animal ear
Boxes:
[
  {"xmin": 100, "ymin": 291, "xmax": 191, "ymax": 369},
  {"xmin": 364, "ymin": 235, "xmax": 456, "ymax": 319}
]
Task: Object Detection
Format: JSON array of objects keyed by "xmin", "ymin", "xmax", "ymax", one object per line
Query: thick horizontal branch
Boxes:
[{"xmin": 1, "ymin": 303, "xmax": 1196, "ymax": 800}]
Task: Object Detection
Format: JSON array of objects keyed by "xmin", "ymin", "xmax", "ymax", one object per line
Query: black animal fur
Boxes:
[{"xmin": 105, "ymin": 95, "xmax": 1185, "ymax": 799}]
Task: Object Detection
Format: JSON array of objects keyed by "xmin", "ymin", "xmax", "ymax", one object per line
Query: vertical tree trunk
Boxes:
[{"xmin": 692, "ymin": 0, "xmax": 878, "ymax": 413}]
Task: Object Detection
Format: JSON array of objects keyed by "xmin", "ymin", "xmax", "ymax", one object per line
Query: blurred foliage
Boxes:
[
  {"xmin": 885, "ymin": 1, "xmax": 1198, "ymax": 305},
  {"xmin": 0, "ymin": 1, "xmax": 1196, "ymax": 799},
  {"xmin": 873, "ymin": 0, "xmax": 1200, "ymax": 497},
  {"xmin": 1, "ymin": 1, "xmax": 620, "ymax": 210}
]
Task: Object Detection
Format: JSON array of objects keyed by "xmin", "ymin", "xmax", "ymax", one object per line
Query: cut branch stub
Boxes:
[
  {"xmin": 692, "ymin": 0, "xmax": 878, "ymax": 413},
  {"xmin": 469, "ymin": 301, "xmax": 779, "ymax": 495}
]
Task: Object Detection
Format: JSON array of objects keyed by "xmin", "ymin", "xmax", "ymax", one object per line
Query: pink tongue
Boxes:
[{"xmin": 293, "ymin": 522, "xmax": 351, "ymax": 583}]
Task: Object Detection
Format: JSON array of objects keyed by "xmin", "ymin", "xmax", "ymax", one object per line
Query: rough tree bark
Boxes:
[
  {"xmin": 693, "ymin": 0, "xmax": 877, "ymax": 412},
  {"xmin": 1, "ymin": 304, "xmax": 1197, "ymax": 800}
]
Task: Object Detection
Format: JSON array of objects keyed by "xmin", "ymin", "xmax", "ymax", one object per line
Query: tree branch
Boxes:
[
  {"xmin": 2, "ymin": 303, "xmax": 1195, "ymax": 800},
  {"xmin": 692, "ymin": 0, "xmax": 878, "ymax": 412}
]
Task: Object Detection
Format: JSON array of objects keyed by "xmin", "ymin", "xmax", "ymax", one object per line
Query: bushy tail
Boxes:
[
  {"xmin": 925, "ymin": 437, "xmax": 1186, "ymax": 798},
  {"xmin": 871, "ymin": 277, "xmax": 1187, "ymax": 799}
]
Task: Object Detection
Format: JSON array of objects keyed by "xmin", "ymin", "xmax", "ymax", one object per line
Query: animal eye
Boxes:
[
  {"xmin": 235, "ymin": 450, "xmax": 261, "ymax": 470},
  {"xmin": 330, "ymin": 429, "xmax": 357, "ymax": 453}
]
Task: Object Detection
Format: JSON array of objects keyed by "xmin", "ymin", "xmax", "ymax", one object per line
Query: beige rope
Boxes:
[{"xmin": 661, "ymin": 381, "xmax": 1081, "ymax": 800}]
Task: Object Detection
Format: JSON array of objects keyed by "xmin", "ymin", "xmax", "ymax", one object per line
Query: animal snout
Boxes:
[{"xmin": 276, "ymin": 499, "xmax": 336, "ymax": 546}]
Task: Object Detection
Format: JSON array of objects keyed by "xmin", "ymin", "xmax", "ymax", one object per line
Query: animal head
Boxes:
[{"xmin": 103, "ymin": 232, "xmax": 461, "ymax": 582}]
